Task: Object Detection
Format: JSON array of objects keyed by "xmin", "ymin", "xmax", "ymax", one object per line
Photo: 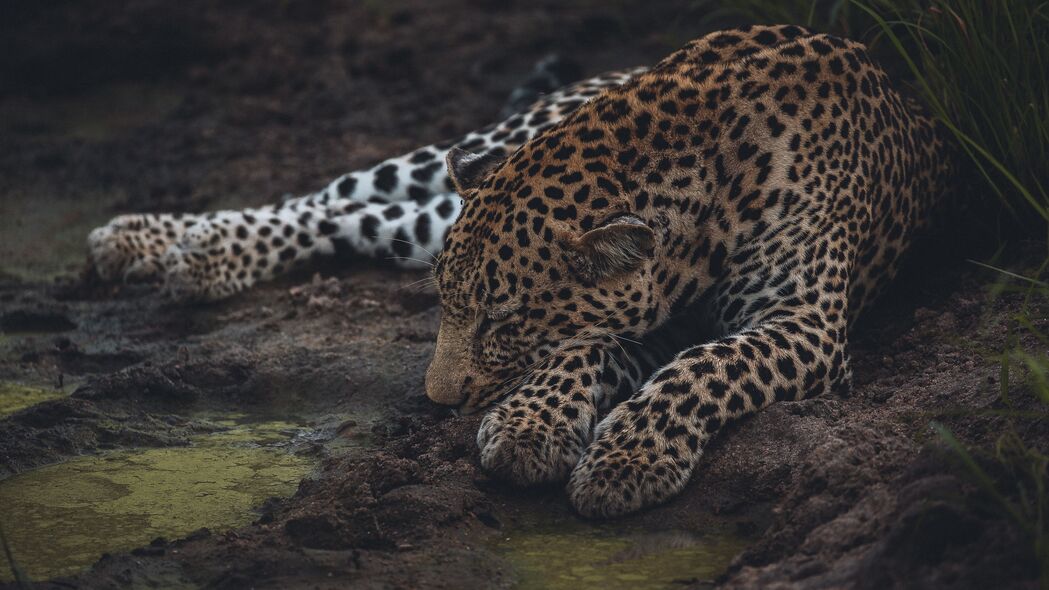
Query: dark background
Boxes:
[{"xmin": 0, "ymin": 0, "xmax": 723, "ymax": 216}]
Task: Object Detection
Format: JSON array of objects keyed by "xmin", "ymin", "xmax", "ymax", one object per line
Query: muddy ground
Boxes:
[{"xmin": 1, "ymin": 1, "xmax": 1047, "ymax": 588}]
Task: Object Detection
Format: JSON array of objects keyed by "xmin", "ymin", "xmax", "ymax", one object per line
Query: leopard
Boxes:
[
  {"xmin": 426, "ymin": 24, "xmax": 951, "ymax": 518},
  {"xmin": 88, "ymin": 25, "xmax": 952, "ymax": 518}
]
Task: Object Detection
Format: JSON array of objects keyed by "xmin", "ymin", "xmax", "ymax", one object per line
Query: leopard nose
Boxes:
[{"xmin": 424, "ymin": 362, "xmax": 469, "ymax": 406}]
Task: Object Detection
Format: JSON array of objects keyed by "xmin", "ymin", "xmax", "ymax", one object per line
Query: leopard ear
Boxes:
[
  {"xmin": 446, "ymin": 147, "xmax": 505, "ymax": 193},
  {"xmin": 572, "ymin": 215, "xmax": 655, "ymax": 282}
]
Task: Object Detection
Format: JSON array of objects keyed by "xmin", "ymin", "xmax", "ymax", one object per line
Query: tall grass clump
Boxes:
[
  {"xmin": 870, "ymin": 2, "xmax": 1049, "ymax": 580},
  {"xmin": 861, "ymin": 0, "xmax": 1049, "ymax": 240}
]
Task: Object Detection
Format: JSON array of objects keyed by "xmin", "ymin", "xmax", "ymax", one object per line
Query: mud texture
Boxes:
[{"xmin": 1, "ymin": 1, "xmax": 1046, "ymax": 588}]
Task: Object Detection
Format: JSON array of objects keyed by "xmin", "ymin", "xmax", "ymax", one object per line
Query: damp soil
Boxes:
[{"xmin": 1, "ymin": 1, "xmax": 1047, "ymax": 588}]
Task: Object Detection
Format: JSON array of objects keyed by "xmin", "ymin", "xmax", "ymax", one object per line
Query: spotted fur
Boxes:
[{"xmin": 426, "ymin": 25, "xmax": 952, "ymax": 518}]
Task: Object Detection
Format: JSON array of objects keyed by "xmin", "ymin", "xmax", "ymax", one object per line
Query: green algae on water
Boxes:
[
  {"xmin": 0, "ymin": 382, "xmax": 68, "ymax": 417},
  {"xmin": 0, "ymin": 420, "xmax": 313, "ymax": 582},
  {"xmin": 492, "ymin": 519, "xmax": 750, "ymax": 590}
]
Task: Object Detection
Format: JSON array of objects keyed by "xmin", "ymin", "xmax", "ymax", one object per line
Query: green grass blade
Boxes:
[{"xmin": 0, "ymin": 522, "xmax": 30, "ymax": 589}]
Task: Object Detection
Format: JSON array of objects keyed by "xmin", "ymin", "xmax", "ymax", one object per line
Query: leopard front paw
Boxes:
[
  {"xmin": 567, "ymin": 445, "xmax": 693, "ymax": 518},
  {"xmin": 477, "ymin": 399, "xmax": 594, "ymax": 486},
  {"xmin": 566, "ymin": 405, "xmax": 696, "ymax": 518}
]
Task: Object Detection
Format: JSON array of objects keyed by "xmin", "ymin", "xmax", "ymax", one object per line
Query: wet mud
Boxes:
[{"xmin": 0, "ymin": 417, "xmax": 313, "ymax": 580}]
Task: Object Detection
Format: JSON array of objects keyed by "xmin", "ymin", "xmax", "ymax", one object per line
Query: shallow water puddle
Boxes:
[
  {"xmin": 0, "ymin": 382, "xmax": 69, "ymax": 417},
  {"xmin": 0, "ymin": 417, "xmax": 314, "ymax": 581},
  {"xmin": 492, "ymin": 518, "xmax": 749, "ymax": 590}
]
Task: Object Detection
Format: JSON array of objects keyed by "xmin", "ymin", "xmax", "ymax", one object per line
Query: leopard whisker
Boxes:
[
  {"xmin": 401, "ymin": 276, "xmax": 438, "ymax": 291},
  {"xmin": 386, "ymin": 255, "xmax": 436, "ymax": 268},
  {"xmin": 388, "ymin": 237, "xmax": 440, "ymax": 264}
]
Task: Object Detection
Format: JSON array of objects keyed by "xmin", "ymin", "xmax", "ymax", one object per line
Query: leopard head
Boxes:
[{"xmin": 425, "ymin": 137, "xmax": 658, "ymax": 412}]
